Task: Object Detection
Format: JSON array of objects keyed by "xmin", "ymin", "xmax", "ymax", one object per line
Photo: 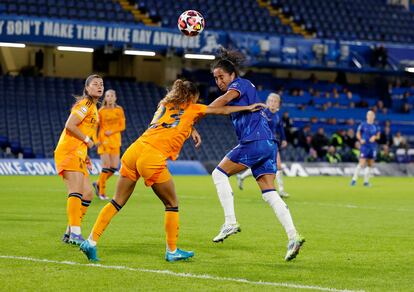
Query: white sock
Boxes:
[
  {"xmin": 240, "ymin": 168, "xmax": 253, "ymax": 180},
  {"xmin": 87, "ymin": 236, "xmax": 97, "ymax": 247},
  {"xmin": 364, "ymin": 167, "xmax": 371, "ymax": 183},
  {"xmin": 262, "ymin": 190, "xmax": 297, "ymax": 240},
  {"xmin": 352, "ymin": 164, "xmax": 362, "ymax": 181},
  {"xmin": 212, "ymin": 168, "xmax": 237, "ymax": 225},
  {"xmin": 276, "ymin": 171, "xmax": 284, "ymax": 193},
  {"xmin": 70, "ymin": 226, "xmax": 81, "ymax": 235}
]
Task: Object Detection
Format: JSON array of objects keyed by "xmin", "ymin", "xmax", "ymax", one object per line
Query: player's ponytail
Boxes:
[
  {"xmin": 211, "ymin": 48, "xmax": 245, "ymax": 77},
  {"xmin": 161, "ymin": 79, "xmax": 199, "ymax": 108}
]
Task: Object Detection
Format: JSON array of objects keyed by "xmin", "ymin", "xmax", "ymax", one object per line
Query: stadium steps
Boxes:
[
  {"xmin": 257, "ymin": 0, "xmax": 312, "ymax": 38},
  {"xmin": 116, "ymin": 0, "xmax": 158, "ymax": 25}
]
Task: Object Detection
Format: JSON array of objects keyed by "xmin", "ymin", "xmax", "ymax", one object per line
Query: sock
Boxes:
[
  {"xmin": 80, "ymin": 199, "xmax": 91, "ymax": 222},
  {"xmin": 98, "ymin": 168, "xmax": 115, "ymax": 195},
  {"xmin": 352, "ymin": 164, "xmax": 362, "ymax": 181},
  {"xmin": 262, "ymin": 189, "xmax": 297, "ymax": 240},
  {"xmin": 90, "ymin": 199, "xmax": 122, "ymax": 243},
  {"xmin": 67, "ymin": 193, "xmax": 82, "ymax": 234},
  {"xmin": 276, "ymin": 171, "xmax": 284, "ymax": 193},
  {"xmin": 212, "ymin": 167, "xmax": 236, "ymax": 225},
  {"xmin": 364, "ymin": 167, "xmax": 371, "ymax": 183},
  {"xmin": 65, "ymin": 225, "xmax": 70, "ymax": 235},
  {"xmin": 240, "ymin": 168, "xmax": 253, "ymax": 180},
  {"xmin": 165, "ymin": 207, "xmax": 179, "ymax": 252}
]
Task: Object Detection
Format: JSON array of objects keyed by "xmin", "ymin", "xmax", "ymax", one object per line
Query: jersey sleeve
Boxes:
[
  {"xmin": 71, "ymin": 100, "xmax": 89, "ymax": 122},
  {"xmin": 190, "ymin": 104, "xmax": 208, "ymax": 117},
  {"xmin": 227, "ymin": 80, "xmax": 246, "ymax": 96},
  {"xmin": 115, "ymin": 107, "xmax": 126, "ymax": 132}
]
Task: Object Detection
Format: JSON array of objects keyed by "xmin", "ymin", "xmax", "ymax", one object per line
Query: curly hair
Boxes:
[
  {"xmin": 161, "ymin": 79, "xmax": 199, "ymax": 108},
  {"xmin": 211, "ymin": 48, "xmax": 246, "ymax": 77}
]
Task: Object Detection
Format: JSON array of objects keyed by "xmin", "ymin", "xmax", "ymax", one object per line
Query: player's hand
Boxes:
[
  {"xmin": 191, "ymin": 128, "xmax": 202, "ymax": 148},
  {"xmin": 369, "ymin": 136, "xmax": 376, "ymax": 143},
  {"xmin": 249, "ymin": 103, "xmax": 267, "ymax": 112},
  {"xmin": 85, "ymin": 157, "xmax": 93, "ymax": 172},
  {"xmin": 87, "ymin": 140, "xmax": 95, "ymax": 148},
  {"xmin": 281, "ymin": 140, "xmax": 287, "ymax": 148},
  {"xmin": 105, "ymin": 130, "xmax": 112, "ymax": 136}
]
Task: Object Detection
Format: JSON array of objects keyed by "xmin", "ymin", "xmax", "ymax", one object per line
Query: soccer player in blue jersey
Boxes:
[
  {"xmin": 351, "ymin": 110, "xmax": 380, "ymax": 186},
  {"xmin": 209, "ymin": 49, "xmax": 304, "ymax": 261},
  {"xmin": 237, "ymin": 93, "xmax": 290, "ymax": 198}
]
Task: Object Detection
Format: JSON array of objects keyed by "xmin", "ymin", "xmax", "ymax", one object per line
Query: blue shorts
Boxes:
[
  {"xmin": 226, "ymin": 140, "xmax": 277, "ymax": 179},
  {"xmin": 360, "ymin": 145, "xmax": 377, "ymax": 160}
]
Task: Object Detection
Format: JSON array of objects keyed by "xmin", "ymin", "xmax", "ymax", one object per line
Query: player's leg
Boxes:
[
  {"xmin": 364, "ymin": 159, "xmax": 374, "ymax": 186},
  {"xmin": 256, "ymin": 173, "xmax": 304, "ymax": 261},
  {"xmin": 276, "ymin": 151, "xmax": 289, "ymax": 198},
  {"xmin": 63, "ymin": 171, "xmax": 86, "ymax": 245},
  {"xmin": 236, "ymin": 168, "xmax": 253, "ymax": 190},
  {"xmin": 81, "ymin": 175, "xmax": 137, "ymax": 261},
  {"xmin": 151, "ymin": 179, "xmax": 194, "ymax": 262},
  {"xmin": 109, "ymin": 152, "xmax": 120, "ymax": 174},
  {"xmin": 351, "ymin": 158, "xmax": 366, "ymax": 185},
  {"xmin": 212, "ymin": 155, "xmax": 246, "ymax": 242},
  {"xmin": 94, "ymin": 153, "xmax": 112, "ymax": 200},
  {"xmin": 80, "ymin": 175, "xmax": 94, "ymax": 222}
]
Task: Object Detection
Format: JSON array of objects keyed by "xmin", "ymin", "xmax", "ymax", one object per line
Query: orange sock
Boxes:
[
  {"xmin": 165, "ymin": 207, "xmax": 179, "ymax": 252},
  {"xmin": 67, "ymin": 193, "xmax": 82, "ymax": 227},
  {"xmin": 80, "ymin": 199, "xmax": 91, "ymax": 222},
  {"xmin": 98, "ymin": 168, "xmax": 115, "ymax": 195},
  {"xmin": 91, "ymin": 199, "xmax": 122, "ymax": 242}
]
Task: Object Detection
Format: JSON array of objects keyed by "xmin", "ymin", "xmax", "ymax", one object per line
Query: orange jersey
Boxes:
[
  {"xmin": 55, "ymin": 98, "xmax": 99, "ymax": 160},
  {"xmin": 138, "ymin": 103, "xmax": 207, "ymax": 160},
  {"xmin": 98, "ymin": 106, "xmax": 125, "ymax": 148}
]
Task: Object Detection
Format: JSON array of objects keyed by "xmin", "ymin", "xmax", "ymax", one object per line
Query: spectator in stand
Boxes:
[
  {"xmin": 376, "ymin": 100, "xmax": 388, "ymax": 114},
  {"xmin": 393, "ymin": 131, "xmax": 407, "ymax": 148},
  {"xmin": 401, "ymin": 103, "xmax": 411, "ymax": 114},
  {"xmin": 310, "ymin": 116, "xmax": 318, "ymax": 124},
  {"xmin": 325, "ymin": 146, "xmax": 342, "ymax": 163},
  {"xmin": 312, "ymin": 127, "xmax": 329, "ymax": 158},
  {"xmin": 306, "ymin": 148, "xmax": 319, "ymax": 162},
  {"xmin": 330, "ymin": 129, "xmax": 345, "ymax": 150},
  {"xmin": 282, "ymin": 112, "xmax": 294, "ymax": 143},
  {"xmin": 344, "ymin": 129, "xmax": 357, "ymax": 149},
  {"xmin": 346, "ymin": 118, "xmax": 355, "ymax": 127},
  {"xmin": 351, "ymin": 141, "xmax": 361, "ymax": 162},
  {"xmin": 295, "ymin": 124, "xmax": 312, "ymax": 151},
  {"xmin": 378, "ymin": 126, "xmax": 393, "ymax": 147},
  {"xmin": 378, "ymin": 145, "xmax": 394, "ymax": 163}
]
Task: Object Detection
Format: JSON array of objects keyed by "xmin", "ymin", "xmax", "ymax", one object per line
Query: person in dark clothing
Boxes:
[
  {"xmin": 344, "ymin": 129, "xmax": 357, "ymax": 149},
  {"xmin": 295, "ymin": 124, "xmax": 312, "ymax": 151},
  {"xmin": 312, "ymin": 127, "xmax": 329, "ymax": 158},
  {"xmin": 378, "ymin": 126, "xmax": 393, "ymax": 147}
]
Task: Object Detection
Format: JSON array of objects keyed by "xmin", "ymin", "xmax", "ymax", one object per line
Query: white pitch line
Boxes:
[
  {"xmin": 295, "ymin": 201, "xmax": 412, "ymax": 212},
  {"xmin": 0, "ymin": 255, "xmax": 363, "ymax": 292}
]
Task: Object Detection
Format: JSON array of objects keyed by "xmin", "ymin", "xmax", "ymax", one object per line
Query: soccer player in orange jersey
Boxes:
[
  {"xmin": 55, "ymin": 74, "xmax": 103, "ymax": 245},
  {"xmin": 80, "ymin": 79, "xmax": 265, "ymax": 262},
  {"xmin": 93, "ymin": 90, "xmax": 126, "ymax": 200}
]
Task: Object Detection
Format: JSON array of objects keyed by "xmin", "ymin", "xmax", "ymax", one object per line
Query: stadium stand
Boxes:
[
  {"xmin": 0, "ymin": 0, "xmax": 137, "ymax": 24},
  {"xmin": 269, "ymin": 0, "xmax": 414, "ymax": 43}
]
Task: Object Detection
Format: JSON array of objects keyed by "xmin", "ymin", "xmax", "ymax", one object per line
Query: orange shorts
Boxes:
[
  {"xmin": 54, "ymin": 152, "xmax": 89, "ymax": 177},
  {"xmin": 97, "ymin": 144, "xmax": 120, "ymax": 156},
  {"xmin": 119, "ymin": 140, "xmax": 171, "ymax": 187}
]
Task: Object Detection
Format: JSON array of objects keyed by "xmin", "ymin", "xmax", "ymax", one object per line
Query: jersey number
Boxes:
[{"xmin": 149, "ymin": 105, "xmax": 184, "ymax": 129}]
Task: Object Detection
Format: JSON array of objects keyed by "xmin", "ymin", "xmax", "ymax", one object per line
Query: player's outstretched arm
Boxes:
[
  {"xmin": 206, "ymin": 103, "xmax": 267, "ymax": 115},
  {"xmin": 209, "ymin": 90, "xmax": 240, "ymax": 107}
]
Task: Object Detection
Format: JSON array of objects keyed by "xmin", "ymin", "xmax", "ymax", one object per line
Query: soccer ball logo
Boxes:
[{"xmin": 178, "ymin": 10, "xmax": 205, "ymax": 37}]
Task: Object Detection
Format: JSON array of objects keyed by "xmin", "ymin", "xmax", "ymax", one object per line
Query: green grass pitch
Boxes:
[{"xmin": 0, "ymin": 175, "xmax": 413, "ymax": 291}]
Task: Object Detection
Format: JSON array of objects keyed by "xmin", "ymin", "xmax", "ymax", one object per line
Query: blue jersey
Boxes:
[
  {"xmin": 357, "ymin": 122, "xmax": 380, "ymax": 147},
  {"xmin": 262, "ymin": 108, "xmax": 286, "ymax": 143},
  {"xmin": 227, "ymin": 77, "xmax": 274, "ymax": 142}
]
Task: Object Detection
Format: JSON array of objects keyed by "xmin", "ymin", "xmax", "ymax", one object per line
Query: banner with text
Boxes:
[
  {"xmin": 0, "ymin": 159, "xmax": 208, "ymax": 176},
  {"xmin": 0, "ymin": 16, "xmax": 227, "ymax": 53}
]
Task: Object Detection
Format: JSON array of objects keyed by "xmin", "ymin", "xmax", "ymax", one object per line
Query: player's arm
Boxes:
[
  {"xmin": 191, "ymin": 127, "xmax": 202, "ymax": 148},
  {"xmin": 65, "ymin": 114, "xmax": 94, "ymax": 148},
  {"xmin": 356, "ymin": 126, "xmax": 364, "ymax": 144},
  {"xmin": 205, "ymin": 103, "xmax": 266, "ymax": 115},
  {"xmin": 370, "ymin": 130, "xmax": 381, "ymax": 143},
  {"xmin": 208, "ymin": 90, "xmax": 240, "ymax": 107}
]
